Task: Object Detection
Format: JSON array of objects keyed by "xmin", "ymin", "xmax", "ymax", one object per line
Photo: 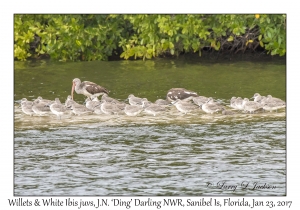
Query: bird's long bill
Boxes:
[{"xmin": 71, "ymin": 82, "xmax": 75, "ymax": 100}]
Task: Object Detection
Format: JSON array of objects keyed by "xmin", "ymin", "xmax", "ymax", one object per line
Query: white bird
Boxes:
[
  {"xmin": 49, "ymin": 98, "xmax": 68, "ymax": 119},
  {"xmin": 124, "ymin": 104, "xmax": 143, "ymax": 116},
  {"xmin": 201, "ymin": 99, "xmax": 224, "ymax": 114},
  {"xmin": 171, "ymin": 99, "xmax": 199, "ymax": 114},
  {"xmin": 242, "ymin": 98, "xmax": 263, "ymax": 114},
  {"xmin": 128, "ymin": 94, "xmax": 147, "ymax": 106}
]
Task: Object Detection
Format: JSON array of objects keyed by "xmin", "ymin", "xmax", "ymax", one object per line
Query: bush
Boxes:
[{"xmin": 14, "ymin": 14, "xmax": 286, "ymax": 61}]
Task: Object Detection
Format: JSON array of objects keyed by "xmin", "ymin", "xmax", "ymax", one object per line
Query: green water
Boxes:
[{"xmin": 14, "ymin": 57, "xmax": 286, "ymax": 104}]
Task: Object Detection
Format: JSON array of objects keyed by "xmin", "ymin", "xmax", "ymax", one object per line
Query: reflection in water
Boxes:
[{"xmin": 14, "ymin": 58, "xmax": 286, "ymax": 196}]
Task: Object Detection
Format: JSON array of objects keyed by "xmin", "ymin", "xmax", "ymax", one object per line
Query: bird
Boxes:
[
  {"xmin": 84, "ymin": 97, "xmax": 102, "ymax": 111},
  {"xmin": 32, "ymin": 98, "xmax": 52, "ymax": 116},
  {"xmin": 101, "ymin": 93, "xmax": 120, "ymax": 104},
  {"xmin": 65, "ymin": 95, "xmax": 78, "ymax": 109},
  {"xmin": 70, "ymin": 103, "xmax": 93, "ymax": 116},
  {"xmin": 49, "ymin": 98, "xmax": 68, "ymax": 119},
  {"xmin": 171, "ymin": 99, "xmax": 199, "ymax": 114},
  {"xmin": 71, "ymin": 78, "xmax": 109, "ymax": 100},
  {"xmin": 19, "ymin": 98, "xmax": 33, "ymax": 106},
  {"xmin": 262, "ymin": 102, "xmax": 286, "ymax": 112},
  {"xmin": 166, "ymin": 88, "xmax": 198, "ymax": 102},
  {"xmin": 266, "ymin": 95, "xmax": 286, "ymax": 104},
  {"xmin": 124, "ymin": 104, "xmax": 143, "ymax": 116},
  {"xmin": 100, "ymin": 100, "xmax": 123, "ymax": 115},
  {"xmin": 35, "ymin": 96, "xmax": 53, "ymax": 104},
  {"xmin": 192, "ymin": 96, "xmax": 209, "ymax": 107},
  {"xmin": 221, "ymin": 108, "xmax": 235, "ymax": 115},
  {"xmin": 234, "ymin": 97, "xmax": 244, "ymax": 110},
  {"xmin": 20, "ymin": 98, "xmax": 34, "ymax": 116},
  {"xmin": 154, "ymin": 99, "xmax": 170, "ymax": 106},
  {"xmin": 142, "ymin": 100, "xmax": 166, "ymax": 116},
  {"xmin": 201, "ymin": 99, "xmax": 224, "ymax": 114},
  {"xmin": 242, "ymin": 98, "xmax": 264, "ymax": 114},
  {"xmin": 251, "ymin": 93, "xmax": 263, "ymax": 103},
  {"xmin": 127, "ymin": 94, "xmax": 147, "ymax": 106}
]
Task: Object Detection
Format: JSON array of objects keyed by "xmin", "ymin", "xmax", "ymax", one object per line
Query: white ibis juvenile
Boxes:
[
  {"xmin": 71, "ymin": 78, "xmax": 109, "ymax": 100},
  {"xmin": 166, "ymin": 88, "xmax": 199, "ymax": 102}
]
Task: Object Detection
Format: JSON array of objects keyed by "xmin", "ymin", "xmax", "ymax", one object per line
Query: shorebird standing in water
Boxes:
[
  {"xmin": 171, "ymin": 99, "xmax": 199, "ymax": 114},
  {"xmin": 20, "ymin": 98, "xmax": 35, "ymax": 116},
  {"xmin": 49, "ymin": 98, "xmax": 68, "ymax": 119}
]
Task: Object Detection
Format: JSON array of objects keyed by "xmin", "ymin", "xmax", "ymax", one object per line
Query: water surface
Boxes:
[{"xmin": 14, "ymin": 57, "xmax": 286, "ymax": 196}]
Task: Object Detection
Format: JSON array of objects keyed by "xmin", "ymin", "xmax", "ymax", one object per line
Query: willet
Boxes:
[
  {"xmin": 70, "ymin": 103, "xmax": 93, "ymax": 116},
  {"xmin": 230, "ymin": 97, "xmax": 237, "ymax": 109},
  {"xmin": 71, "ymin": 78, "xmax": 109, "ymax": 100},
  {"xmin": 124, "ymin": 104, "xmax": 143, "ymax": 116},
  {"xmin": 142, "ymin": 100, "xmax": 166, "ymax": 116},
  {"xmin": 166, "ymin": 88, "xmax": 198, "ymax": 102},
  {"xmin": 36, "ymin": 96, "xmax": 53, "ymax": 104},
  {"xmin": 20, "ymin": 98, "xmax": 34, "ymax": 116},
  {"xmin": 84, "ymin": 97, "xmax": 102, "ymax": 111},
  {"xmin": 221, "ymin": 108, "xmax": 235, "ymax": 115},
  {"xmin": 102, "ymin": 94, "xmax": 126, "ymax": 110},
  {"xmin": 100, "ymin": 100, "xmax": 123, "ymax": 115},
  {"xmin": 171, "ymin": 99, "xmax": 199, "ymax": 114},
  {"xmin": 65, "ymin": 95, "xmax": 78, "ymax": 109},
  {"xmin": 251, "ymin": 93, "xmax": 263, "ymax": 103},
  {"xmin": 201, "ymin": 99, "xmax": 224, "ymax": 114},
  {"xmin": 262, "ymin": 101, "xmax": 286, "ymax": 112},
  {"xmin": 32, "ymin": 98, "xmax": 52, "ymax": 116},
  {"xmin": 234, "ymin": 97, "xmax": 244, "ymax": 110},
  {"xmin": 101, "ymin": 93, "xmax": 120, "ymax": 104},
  {"xmin": 128, "ymin": 94, "xmax": 147, "ymax": 106},
  {"xmin": 266, "ymin": 95, "xmax": 286, "ymax": 104},
  {"xmin": 49, "ymin": 98, "xmax": 68, "ymax": 119},
  {"xmin": 242, "ymin": 98, "xmax": 263, "ymax": 114},
  {"xmin": 192, "ymin": 96, "xmax": 209, "ymax": 107},
  {"xmin": 154, "ymin": 99, "xmax": 170, "ymax": 106}
]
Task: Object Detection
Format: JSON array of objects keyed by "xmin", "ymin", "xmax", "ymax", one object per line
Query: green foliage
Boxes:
[
  {"xmin": 14, "ymin": 14, "xmax": 286, "ymax": 61},
  {"xmin": 14, "ymin": 14, "xmax": 126, "ymax": 61},
  {"xmin": 256, "ymin": 14, "xmax": 286, "ymax": 56}
]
